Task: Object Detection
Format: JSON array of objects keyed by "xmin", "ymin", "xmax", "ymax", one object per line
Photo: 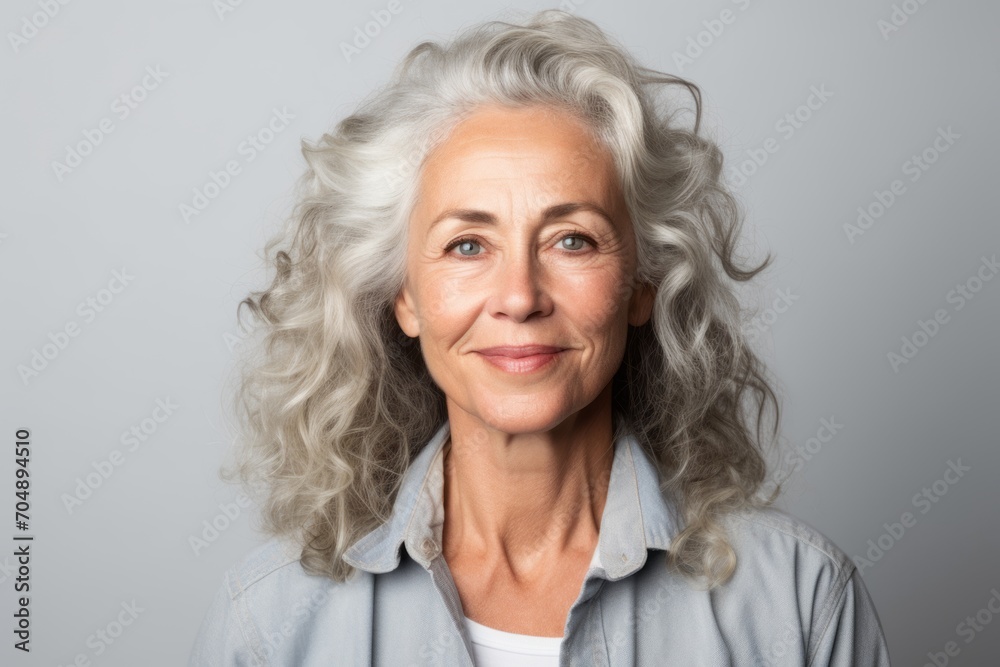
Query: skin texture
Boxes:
[{"xmin": 394, "ymin": 103, "xmax": 655, "ymax": 637}]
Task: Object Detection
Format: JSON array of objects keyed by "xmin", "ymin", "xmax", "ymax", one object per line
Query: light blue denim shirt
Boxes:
[{"xmin": 189, "ymin": 421, "xmax": 892, "ymax": 666}]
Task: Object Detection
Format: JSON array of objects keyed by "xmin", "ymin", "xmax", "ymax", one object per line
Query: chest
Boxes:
[
  {"xmin": 443, "ymin": 537, "xmax": 604, "ymax": 635},
  {"xmin": 446, "ymin": 556, "xmax": 592, "ymax": 637},
  {"xmin": 277, "ymin": 551, "xmax": 813, "ymax": 667}
]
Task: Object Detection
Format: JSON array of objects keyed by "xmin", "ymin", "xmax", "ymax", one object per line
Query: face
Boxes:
[{"xmin": 394, "ymin": 104, "xmax": 655, "ymax": 435}]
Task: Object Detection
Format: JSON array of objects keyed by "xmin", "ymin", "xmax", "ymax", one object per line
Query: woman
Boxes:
[{"xmin": 190, "ymin": 10, "xmax": 891, "ymax": 666}]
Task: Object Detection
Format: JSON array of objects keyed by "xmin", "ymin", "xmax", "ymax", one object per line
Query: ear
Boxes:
[
  {"xmin": 627, "ymin": 280, "xmax": 656, "ymax": 327},
  {"xmin": 394, "ymin": 279, "xmax": 421, "ymax": 338}
]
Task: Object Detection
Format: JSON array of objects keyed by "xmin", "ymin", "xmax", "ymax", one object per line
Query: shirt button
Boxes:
[
  {"xmin": 421, "ymin": 538, "xmax": 439, "ymax": 558},
  {"xmin": 621, "ymin": 553, "xmax": 628, "ymax": 562}
]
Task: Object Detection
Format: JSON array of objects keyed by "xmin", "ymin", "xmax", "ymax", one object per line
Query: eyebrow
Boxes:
[{"xmin": 428, "ymin": 202, "xmax": 618, "ymax": 230}]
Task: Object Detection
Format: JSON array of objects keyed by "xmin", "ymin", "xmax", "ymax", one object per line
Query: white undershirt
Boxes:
[{"xmin": 461, "ymin": 546, "xmax": 602, "ymax": 666}]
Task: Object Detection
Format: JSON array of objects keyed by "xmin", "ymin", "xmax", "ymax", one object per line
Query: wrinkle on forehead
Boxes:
[{"xmin": 415, "ymin": 104, "xmax": 627, "ymax": 229}]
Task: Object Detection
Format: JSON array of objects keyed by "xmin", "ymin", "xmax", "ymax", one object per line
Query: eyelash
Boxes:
[{"xmin": 444, "ymin": 232, "xmax": 597, "ymax": 257}]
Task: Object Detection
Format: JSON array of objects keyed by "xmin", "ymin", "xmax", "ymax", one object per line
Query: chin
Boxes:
[{"xmin": 472, "ymin": 395, "xmax": 576, "ymax": 435}]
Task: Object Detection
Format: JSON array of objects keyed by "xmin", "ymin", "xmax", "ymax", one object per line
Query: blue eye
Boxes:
[
  {"xmin": 449, "ymin": 238, "xmax": 482, "ymax": 256},
  {"xmin": 444, "ymin": 233, "xmax": 594, "ymax": 257}
]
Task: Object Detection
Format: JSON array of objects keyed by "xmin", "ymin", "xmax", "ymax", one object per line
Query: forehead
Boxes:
[{"xmin": 416, "ymin": 104, "xmax": 619, "ymax": 203}]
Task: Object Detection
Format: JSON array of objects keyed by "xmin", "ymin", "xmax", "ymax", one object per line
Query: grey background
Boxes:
[{"xmin": 2, "ymin": 0, "xmax": 998, "ymax": 665}]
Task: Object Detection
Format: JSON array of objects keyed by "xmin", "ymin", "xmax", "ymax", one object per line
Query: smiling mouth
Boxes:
[
  {"xmin": 474, "ymin": 346, "xmax": 566, "ymax": 373},
  {"xmin": 475, "ymin": 345, "xmax": 564, "ymax": 357}
]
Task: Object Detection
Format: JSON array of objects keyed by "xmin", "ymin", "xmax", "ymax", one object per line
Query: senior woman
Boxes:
[{"xmin": 190, "ymin": 10, "xmax": 890, "ymax": 667}]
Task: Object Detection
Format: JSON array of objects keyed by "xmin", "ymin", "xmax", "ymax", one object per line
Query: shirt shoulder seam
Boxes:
[
  {"xmin": 225, "ymin": 565, "xmax": 267, "ymax": 664},
  {"xmin": 729, "ymin": 510, "xmax": 858, "ymax": 664},
  {"xmin": 729, "ymin": 509, "xmax": 853, "ymax": 575},
  {"xmin": 225, "ymin": 538, "xmax": 306, "ymax": 600},
  {"xmin": 805, "ymin": 568, "xmax": 855, "ymax": 667}
]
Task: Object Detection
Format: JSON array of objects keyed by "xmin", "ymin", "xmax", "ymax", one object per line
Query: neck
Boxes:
[{"xmin": 441, "ymin": 384, "xmax": 615, "ymax": 582}]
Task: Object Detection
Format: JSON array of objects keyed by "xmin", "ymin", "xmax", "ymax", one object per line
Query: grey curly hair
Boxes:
[{"xmin": 225, "ymin": 8, "xmax": 784, "ymax": 590}]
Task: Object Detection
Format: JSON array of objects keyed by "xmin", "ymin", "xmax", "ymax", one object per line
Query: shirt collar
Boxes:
[{"xmin": 342, "ymin": 420, "xmax": 680, "ymax": 580}]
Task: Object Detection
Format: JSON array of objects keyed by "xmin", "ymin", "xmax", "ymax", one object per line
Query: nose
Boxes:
[{"xmin": 486, "ymin": 249, "xmax": 554, "ymax": 323}]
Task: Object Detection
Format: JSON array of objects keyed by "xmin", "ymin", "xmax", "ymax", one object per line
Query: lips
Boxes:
[
  {"xmin": 475, "ymin": 345, "xmax": 565, "ymax": 358},
  {"xmin": 474, "ymin": 345, "xmax": 566, "ymax": 374}
]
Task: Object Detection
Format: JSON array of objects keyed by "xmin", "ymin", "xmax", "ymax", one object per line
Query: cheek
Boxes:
[
  {"xmin": 420, "ymin": 277, "xmax": 462, "ymax": 322},
  {"xmin": 560, "ymin": 267, "xmax": 632, "ymax": 334},
  {"xmin": 416, "ymin": 271, "xmax": 479, "ymax": 341}
]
